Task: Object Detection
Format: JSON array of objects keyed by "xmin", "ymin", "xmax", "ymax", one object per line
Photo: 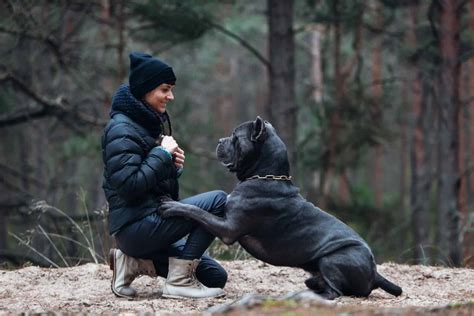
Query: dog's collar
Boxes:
[{"xmin": 245, "ymin": 175, "xmax": 292, "ymax": 181}]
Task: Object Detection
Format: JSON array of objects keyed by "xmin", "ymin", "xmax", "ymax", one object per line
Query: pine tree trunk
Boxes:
[
  {"xmin": 322, "ymin": 0, "xmax": 343, "ymax": 202},
  {"xmin": 436, "ymin": 0, "xmax": 462, "ymax": 266},
  {"xmin": 310, "ymin": 25, "xmax": 323, "ymax": 104},
  {"xmin": 400, "ymin": 79, "xmax": 409, "ymax": 252},
  {"xmin": 100, "ymin": 0, "xmax": 114, "ymax": 110},
  {"xmin": 458, "ymin": 65, "xmax": 467, "ymax": 238},
  {"xmin": 408, "ymin": 4, "xmax": 432, "ymax": 263},
  {"xmin": 0, "ymin": 208, "xmax": 6, "ymax": 261},
  {"xmin": 304, "ymin": 23, "xmax": 324, "ymax": 202},
  {"xmin": 214, "ymin": 53, "xmax": 237, "ymax": 193},
  {"xmin": 267, "ymin": 0, "xmax": 296, "ymax": 169},
  {"xmin": 461, "ymin": 0, "xmax": 474, "ymax": 267},
  {"xmin": 371, "ymin": 1, "xmax": 383, "ymax": 209},
  {"xmin": 116, "ymin": 0, "xmax": 126, "ymax": 84}
]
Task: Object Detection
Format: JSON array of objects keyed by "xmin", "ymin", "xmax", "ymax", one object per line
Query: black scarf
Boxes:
[{"xmin": 110, "ymin": 84, "xmax": 172, "ymax": 138}]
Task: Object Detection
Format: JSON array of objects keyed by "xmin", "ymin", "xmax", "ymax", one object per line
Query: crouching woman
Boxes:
[{"xmin": 101, "ymin": 52, "xmax": 227, "ymax": 299}]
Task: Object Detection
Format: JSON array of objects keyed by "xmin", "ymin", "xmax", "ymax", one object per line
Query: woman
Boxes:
[{"xmin": 102, "ymin": 52, "xmax": 227, "ymax": 299}]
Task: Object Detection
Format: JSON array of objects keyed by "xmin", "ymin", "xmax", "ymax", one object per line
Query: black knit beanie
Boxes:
[{"xmin": 129, "ymin": 52, "xmax": 176, "ymax": 100}]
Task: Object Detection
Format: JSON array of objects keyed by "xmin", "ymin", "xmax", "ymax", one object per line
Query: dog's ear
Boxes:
[{"xmin": 251, "ymin": 116, "xmax": 267, "ymax": 142}]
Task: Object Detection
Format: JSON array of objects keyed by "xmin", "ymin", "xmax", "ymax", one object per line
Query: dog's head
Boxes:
[{"xmin": 216, "ymin": 116, "xmax": 290, "ymax": 181}]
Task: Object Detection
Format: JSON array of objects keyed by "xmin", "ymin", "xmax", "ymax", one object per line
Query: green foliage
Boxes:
[
  {"xmin": 322, "ymin": 181, "xmax": 408, "ymax": 262},
  {"xmin": 262, "ymin": 298, "xmax": 297, "ymax": 309},
  {"xmin": 379, "ymin": 0, "xmax": 420, "ymax": 9},
  {"xmin": 447, "ymin": 300, "xmax": 474, "ymax": 309},
  {"xmin": 131, "ymin": 0, "xmax": 217, "ymax": 44},
  {"xmin": 298, "ymin": 92, "xmax": 395, "ymax": 174},
  {"xmin": 307, "ymin": 0, "xmax": 366, "ymax": 26}
]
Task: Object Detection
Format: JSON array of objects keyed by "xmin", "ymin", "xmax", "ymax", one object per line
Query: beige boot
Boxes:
[
  {"xmin": 162, "ymin": 257, "xmax": 225, "ymax": 299},
  {"xmin": 109, "ymin": 248, "xmax": 157, "ymax": 299}
]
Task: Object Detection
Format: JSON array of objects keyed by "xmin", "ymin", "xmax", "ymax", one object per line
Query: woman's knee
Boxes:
[
  {"xmin": 195, "ymin": 258, "xmax": 228, "ymax": 288},
  {"xmin": 209, "ymin": 190, "xmax": 228, "ymax": 216}
]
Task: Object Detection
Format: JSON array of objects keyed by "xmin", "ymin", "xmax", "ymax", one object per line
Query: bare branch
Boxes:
[
  {"xmin": 202, "ymin": 20, "xmax": 271, "ymax": 70},
  {"xmin": 0, "ymin": 195, "xmax": 30, "ymax": 210},
  {"xmin": 0, "ymin": 174, "xmax": 31, "ymax": 197},
  {"xmin": 0, "ymin": 72, "xmax": 107, "ymax": 128},
  {"xmin": 0, "ymin": 25, "xmax": 50, "ymax": 42},
  {"xmin": 0, "ymin": 105, "xmax": 48, "ymax": 127},
  {"xmin": 131, "ymin": 19, "xmax": 271, "ymax": 70},
  {"xmin": 0, "ymin": 162, "xmax": 51, "ymax": 189}
]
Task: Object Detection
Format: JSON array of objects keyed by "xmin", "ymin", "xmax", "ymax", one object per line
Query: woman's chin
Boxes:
[
  {"xmin": 154, "ymin": 106, "xmax": 166, "ymax": 113},
  {"xmin": 159, "ymin": 105, "xmax": 167, "ymax": 113}
]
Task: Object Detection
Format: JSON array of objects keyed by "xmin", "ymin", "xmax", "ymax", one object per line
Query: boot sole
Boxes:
[
  {"xmin": 109, "ymin": 248, "xmax": 115, "ymax": 271},
  {"xmin": 162, "ymin": 292, "xmax": 226, "ymax": 299},
  {"xmin": 109, "ymin": 248, "xmax": 135, "ymax": 300}
]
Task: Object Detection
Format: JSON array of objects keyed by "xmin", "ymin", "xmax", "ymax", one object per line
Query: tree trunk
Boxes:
[
  {"xmin": 310, "ymin": 25, "xmax": 323, "ymax": 104},
  {"xmin": 116, "ymin": 0, "xmax": 126, "ymax": 85},
  {"xmin": 101, "ymin": 0, "xmax": 110, "ymax": 41},
  {"xmin": 303, "ymin": 22, "xmax": 325, "ymax": 202},
  {"xmin": 0, "ymin": 208, "xmax": 6, "ymax": 261},
  {"xmin": 267, "ymin": 0, "xmax": 296, "ymax": 170},
  {"xmin": 321, "ymin": 0, "xmax": 343, "ymax": 202},
  {"xmin": 399, "ymin": 79, "xmax": 409, "ymax": 252},
  {"xmin": 436, "ymin": 0, "xmax": 462, "ymax": 266},
  {"xmin": 371, "ymin": 1, "xmax": 383, "ymax": 209},
  {"xmin": 408, "ymin": 3, "xmax": 431, "ymax": 264},
  {"xmin": 214, "ymin": 52, "xmax": 237, "ymax": 193},
  {"xmin": 461, "ymin": 0, "xmax": 474, "ymax": 267},
  {"xmin": 458, "ymin": 62, "xmax": 468, "ymax": 236},
  {"xmin": 101, "ymin": 0, "xmax": 114, "ymax": 111}
]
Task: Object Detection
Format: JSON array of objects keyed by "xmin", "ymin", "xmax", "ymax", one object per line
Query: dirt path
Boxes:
[{"xmin": 0, "ymin": 260, "xmax": 472, "ymax": 315}]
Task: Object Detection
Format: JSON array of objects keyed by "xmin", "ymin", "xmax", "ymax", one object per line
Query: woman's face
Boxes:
[{"xmin": 143, "ymin": 83, "xmax": 175, "ymax": 113}]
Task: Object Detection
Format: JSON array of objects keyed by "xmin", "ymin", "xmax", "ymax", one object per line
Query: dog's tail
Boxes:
[{"xmin": 375, "ymin": 272, "xmax": 402, "ymax": 296}]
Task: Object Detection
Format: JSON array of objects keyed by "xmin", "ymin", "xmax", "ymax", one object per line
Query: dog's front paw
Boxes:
[{"xmin": 158, "ymin": 201, "xmax": 185, "ymax": 218}]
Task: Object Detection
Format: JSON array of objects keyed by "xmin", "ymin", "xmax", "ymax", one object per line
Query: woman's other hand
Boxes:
[
  {"xmin": 173, "ymin": 147, "xmax": 185, "ymax": 168},
  {"xmin": 161, "ymin": 136, "xmax": 178, "ymax": 154}
]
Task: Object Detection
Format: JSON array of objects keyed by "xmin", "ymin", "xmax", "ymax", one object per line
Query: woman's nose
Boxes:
[{"xmin": 167, "ymin": 92, "xmax": 174, "ymax": 100}]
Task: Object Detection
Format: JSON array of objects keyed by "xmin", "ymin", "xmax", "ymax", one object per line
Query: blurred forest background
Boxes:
[{"xmin": 0, "ymin": 0, "xmax": 473, "ymax": 269}]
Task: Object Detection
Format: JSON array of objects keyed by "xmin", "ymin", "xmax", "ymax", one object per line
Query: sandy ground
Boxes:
[{"xmin": 0, "ymin": 260, "xmax": 472, "ymax": 315}]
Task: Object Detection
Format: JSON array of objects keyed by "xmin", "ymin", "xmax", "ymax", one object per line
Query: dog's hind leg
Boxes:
[
  {"xmin": 304, "ymin": 274, "xmax": 325, "ymax": 293},
  {"xmin": 319, "ymin": 287, "xmax": 340, "ymax": 300},
  {"xmin": 318, "ymin": 245, "xmax": 376, "ymax": 297},
  {"xmin": 304, "ymin": 272, "xmax": 341, "ymax": 300}
]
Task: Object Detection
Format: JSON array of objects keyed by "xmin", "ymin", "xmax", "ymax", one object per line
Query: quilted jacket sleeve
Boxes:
[{"xmin": 103, "ymin": 121, "xmax": 174, "ymax": 201}]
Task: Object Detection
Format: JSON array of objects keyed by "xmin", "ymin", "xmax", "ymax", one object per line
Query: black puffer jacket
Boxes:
[{"xmin": 102, "ymin": 84, "xmax": 179, "ymax": 235}]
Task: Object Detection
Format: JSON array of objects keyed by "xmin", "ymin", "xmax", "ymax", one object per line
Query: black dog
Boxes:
[{"xmin": 159, "ymin": 116, "xmax": 402, "ymax": 299}]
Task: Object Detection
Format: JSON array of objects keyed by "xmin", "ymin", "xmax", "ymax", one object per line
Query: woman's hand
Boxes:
[
  {"xmin": 173, "ymin": 147, "xmax": 185, "ymax": 168},
  {"xmin": 161, "ymin": 136, "xmax": 178, "ymax": 154}
]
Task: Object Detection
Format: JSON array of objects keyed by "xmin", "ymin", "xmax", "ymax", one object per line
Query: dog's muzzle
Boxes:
[{"xmin": 216, "ymin": 140, "xmax": 236, "ymax": 170}]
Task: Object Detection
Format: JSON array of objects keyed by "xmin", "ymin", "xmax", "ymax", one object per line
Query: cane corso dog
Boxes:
[{"xmin": 159, "ymin": 116, "xmax": 402, "ymax": 299}]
